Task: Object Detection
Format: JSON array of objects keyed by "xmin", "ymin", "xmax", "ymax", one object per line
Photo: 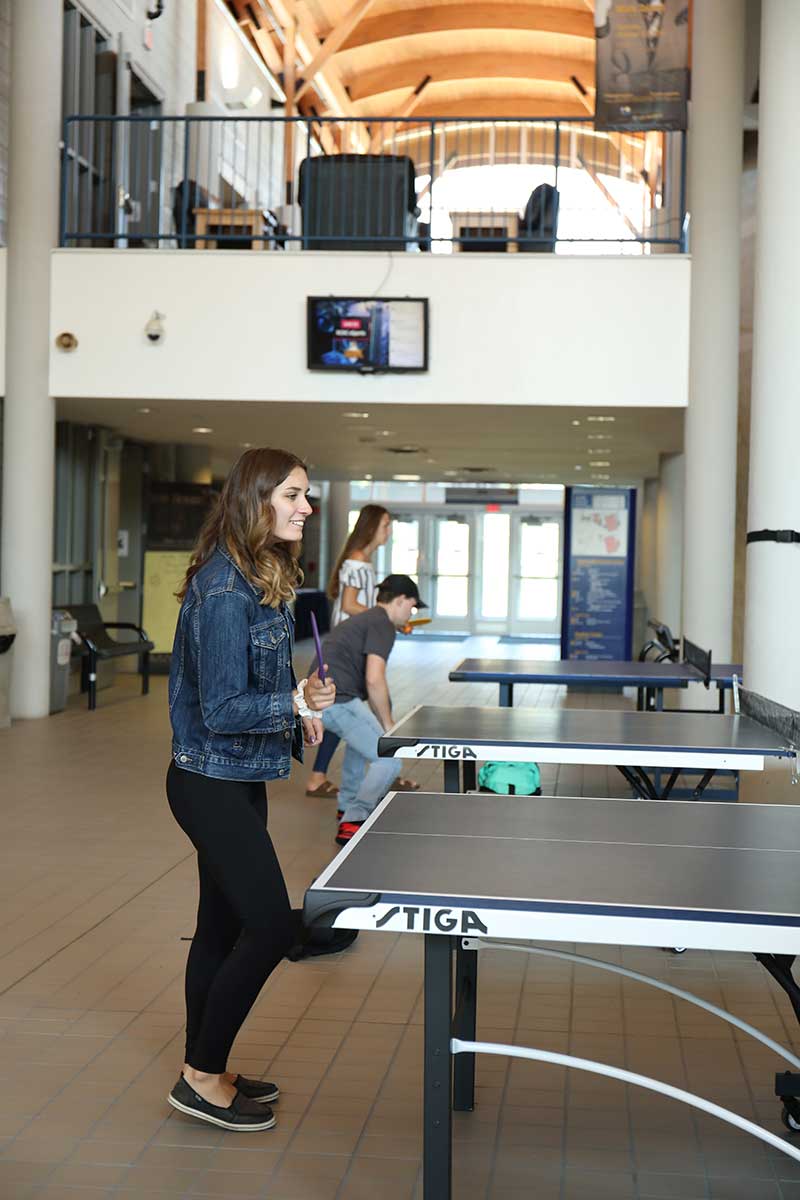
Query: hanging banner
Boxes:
[
  {"xmin": 594, "ymin": 0, "xmax": 690, "ymax": 131},
  {"xmin": 560, "ymin": 487, "xmax": 637, "ymax": 661}
]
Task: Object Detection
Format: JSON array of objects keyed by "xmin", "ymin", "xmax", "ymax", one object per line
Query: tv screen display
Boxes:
[{"xmin": 307, "ymin": 297, "xmax": 428, "ymax": 373}]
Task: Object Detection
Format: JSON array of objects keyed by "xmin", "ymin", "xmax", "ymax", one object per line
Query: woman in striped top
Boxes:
[{"xmin": 305, "ymin": 505, "xmax": 390, "ymax": 798}]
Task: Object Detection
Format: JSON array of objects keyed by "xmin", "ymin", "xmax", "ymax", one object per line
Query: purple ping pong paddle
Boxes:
[{"xmin": 310, "ymin": 611, "xmax": 326, "ymax": 683}]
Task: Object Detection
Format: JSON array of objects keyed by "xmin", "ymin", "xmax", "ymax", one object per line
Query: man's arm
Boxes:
[{"xmin": 365, "ymin": 653, "xmax": 393, "ymax": 731}]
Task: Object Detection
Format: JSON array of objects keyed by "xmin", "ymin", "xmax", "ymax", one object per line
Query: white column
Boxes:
[
  {"xmin": 655, "ymin": 453, "xmax": 684, "ymax": 635},
  {"xmin": 0, "ymin": 3, "xmax": 63, "ymax": 717},
  {"xmin": 327, "ymin": 481, "xmax": 352, "ymax": 575},
  {"xmin": 742, "ymin": 1, "xmax": 800, "ymax": 708},
  {"xmin": 681, "ymin": 0, "xmax": 745, "ymax": 658}
]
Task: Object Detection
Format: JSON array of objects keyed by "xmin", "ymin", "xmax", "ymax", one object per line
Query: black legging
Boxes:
[{"xmin": 166, "ymin": 761, "xmax": 294, "ymax": 1074}]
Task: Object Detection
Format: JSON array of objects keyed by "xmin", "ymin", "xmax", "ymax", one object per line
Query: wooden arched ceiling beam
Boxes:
[
  {"xmin": 341, "ymin": 3, "xmax": 594, "ymax": 51},
  {"xmin": 346, "ymin": 52, "xmax": 589, "ymax": 103},
  {"xmin": 391, "ymin": 97, "xmax": 590, "ymax": 121}
]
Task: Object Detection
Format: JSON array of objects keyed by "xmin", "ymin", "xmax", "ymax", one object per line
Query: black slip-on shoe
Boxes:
[
  {"xmin": 233, "ymin": 1075, "xmax": 279, "ymax": 1104},
  {"xmin": 167, "ymin": 1075, "xmax": 276, "ymax": 1131}
]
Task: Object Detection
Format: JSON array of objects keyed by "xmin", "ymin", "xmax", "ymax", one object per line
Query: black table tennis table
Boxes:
[
  {"xmin": 378, "ymin": 695, "xmax": 797, "ymax": 801},
  {"xmin": 449, "ymin": 645, "xmax": 742, "ymax": 711},
  {"xmin": 305, "ymin": 788, "xmax": 800, "ymax": 1199}
]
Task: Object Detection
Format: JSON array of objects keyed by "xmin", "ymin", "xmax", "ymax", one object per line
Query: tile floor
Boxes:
[{"xmin": 1, "ymin": 635, "xmax": 800, "ymax": 1198}]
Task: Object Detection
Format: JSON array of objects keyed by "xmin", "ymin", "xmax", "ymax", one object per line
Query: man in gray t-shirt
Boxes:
[{"xmin": 314, "ymin": 574, "xmax": 427, "ymax": 845}]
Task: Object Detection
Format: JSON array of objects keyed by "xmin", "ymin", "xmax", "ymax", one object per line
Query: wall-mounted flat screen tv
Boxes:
[{"xmin": 307, "ymin": 297, "xmax": 428, "ymax": 373}]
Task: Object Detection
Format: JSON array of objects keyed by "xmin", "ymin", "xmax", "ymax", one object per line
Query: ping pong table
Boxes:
[
  {"xmin": 305, "ymin": 788, "xmax": 800, "ymax": 1198},
  {"xmin": 449, "ymin": 638, "xmax": 742, "ymax": 712},
  {"xmin": 378, "ymin": 692, "xmax": 798, "ymax": 800}
]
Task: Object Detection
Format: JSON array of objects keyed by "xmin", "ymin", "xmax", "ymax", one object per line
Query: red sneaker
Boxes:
[{"xmin": 336, "ymin": 820, "xmax": 364, "ymax": 846}]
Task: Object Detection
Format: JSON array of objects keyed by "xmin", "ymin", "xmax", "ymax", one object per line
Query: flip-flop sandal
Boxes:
[
  {"xmin": 395, "ymin": 777, "xmax": 421, "ymax": 791},
  {"xmin": 305, "ymin": 780, "xmax": 339, "ymax": 798}
]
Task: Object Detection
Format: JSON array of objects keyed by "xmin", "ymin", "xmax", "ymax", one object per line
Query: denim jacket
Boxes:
[{"xmin": 169, "ymin": 544, "xmax": 302, "ymax": 781}]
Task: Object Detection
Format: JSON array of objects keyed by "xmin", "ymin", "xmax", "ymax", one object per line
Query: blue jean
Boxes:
[{"xmin": 322, "ymin": 699, "xmax": 401, "ymax": 823}]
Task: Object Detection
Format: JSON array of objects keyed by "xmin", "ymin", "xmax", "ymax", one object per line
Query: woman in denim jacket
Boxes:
[{"xmin": 166, "ymin": 448, "xmax": 335, "ymax": 1132}]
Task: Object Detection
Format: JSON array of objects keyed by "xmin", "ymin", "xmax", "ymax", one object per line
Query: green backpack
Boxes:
[{"xmin": 478, "ymin": 761, "xmax": 541, "ymax": 796}]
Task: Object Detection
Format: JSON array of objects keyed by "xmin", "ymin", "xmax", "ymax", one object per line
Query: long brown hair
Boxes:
[
  {"xmin": 178, "ymin": 447, "xmax": 307, "ymax": 606},
  {"xmin": 327, "ymin": 503, "xmax": 390, "ymax": 601}
]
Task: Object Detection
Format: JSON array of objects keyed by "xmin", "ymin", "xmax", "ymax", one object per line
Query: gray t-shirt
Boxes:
[{"xmin": 318, "ymin": 606, "xmax": 396, "ymax": 703}]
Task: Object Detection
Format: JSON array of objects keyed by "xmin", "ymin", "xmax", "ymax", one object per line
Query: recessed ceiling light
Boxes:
[
  {"xmin": 587, "ymin": 433, "xmax": 613, "ymax": 440},
  {"xmin": 444, "ymin": 470, "xmax": 458, "ymax": 477},
  {"xmin": 587, "ymin": 415, "xmax": 616, "ymax": 423},
  {"xmin": 137, "ymin": 406, "xmax": 152, "ymax": 414},
  {"xmin": 192, "ymin": 426, "xmax": 213, "ymax": 434},
  {"xmin": 364, "ymin": 473, "xmax": 373, "ymax": 480},
  {"xmin": 574, "ymin": 465, "xmax": 583, "ymax": 471},
  {"xmin": 240, "ymin": 442, "xmax": 252, "ymax": 448},
  {"xmin": 592, "ymin": 473, "xmax": 611, "ymax": 481},
  {"xmin": 376, "ymin": 430, "xmax": 395, "ymax": 437},
  {"xmin": 344, "ymin": 411, "xmax": 370, "ymax": 419},
  {"xmin": 571, "ymin": 419, "xmax": 581, "ymax": 426},
  {"xmin": 393, "ymin": 473, "xmax": 421, "ymax": 481},
  {"xmin": 591, "ymin": 460, "xmax": 611, "ymax": 467},
  {"xmin": 426, "ymin": 458, "xmax": 436, "ymax": 464}
]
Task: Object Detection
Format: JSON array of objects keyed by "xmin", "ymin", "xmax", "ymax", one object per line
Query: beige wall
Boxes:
[{"xmin": 50, "ymin": 250, "xmax": 692, "ymax": 408}]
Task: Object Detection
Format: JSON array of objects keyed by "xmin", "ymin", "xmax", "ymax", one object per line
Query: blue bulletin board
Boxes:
[{"xmin": 560, "ymin": 486, "xmax": 637, "ymax": 661}]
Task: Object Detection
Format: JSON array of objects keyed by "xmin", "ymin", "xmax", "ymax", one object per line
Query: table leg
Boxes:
[
  {"xmin": 443, "ymin": 762, "xmax": 461, "ymax": 793},
  {"xmin": 453, "ymin": 941, "xmax": 477, "ymax": 1111},
  {"xmin": 499, "ymin": 682, "xmax": 513, "ymax": 707},
  {"xmin": 424, "ymin": 935, "xmax": 453, "ymax": 1200},
  {"xmin": 462, "ymin": 760, "xmax": 477, "ymax": 791}
]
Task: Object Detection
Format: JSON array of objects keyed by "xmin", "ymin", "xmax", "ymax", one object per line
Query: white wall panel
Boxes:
[{"xmin": 50, "ymin": 250, "xmax": 691, "ymax": 408}]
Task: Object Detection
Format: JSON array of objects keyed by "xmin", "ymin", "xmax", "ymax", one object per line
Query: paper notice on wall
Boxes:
[{"xmin": 142, "ymin": 550, "xmax": 191, "ymax": 654}]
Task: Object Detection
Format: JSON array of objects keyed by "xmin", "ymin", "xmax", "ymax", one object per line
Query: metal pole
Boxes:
[{"xmin": 423, "ymin": 935, "xmax": 453, "ymax": 1200}]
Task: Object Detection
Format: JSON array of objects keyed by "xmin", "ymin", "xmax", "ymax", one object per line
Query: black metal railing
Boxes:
[{"xmin": 60, "ymin": 114, "xmax": 687, "ymax": 253}]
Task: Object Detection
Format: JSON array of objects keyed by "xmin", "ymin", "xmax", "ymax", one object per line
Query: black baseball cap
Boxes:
[{"xmin": 377, "ymin": 573, "xmax": 428, "ymax": 608}]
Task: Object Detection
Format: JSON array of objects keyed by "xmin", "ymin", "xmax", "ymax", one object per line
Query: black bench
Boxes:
[{"xmin": 69, "ymin": 604, "xmax": 154, "ymax": 711}]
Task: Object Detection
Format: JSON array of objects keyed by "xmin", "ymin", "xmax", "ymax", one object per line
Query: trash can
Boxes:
[
  {"xmin": 51, "ymin": 609, "xmax": 78, "ymax": 714},
  {"xmin": 0, "ymin": 597, "xmax": 16, "ymax": 730}
]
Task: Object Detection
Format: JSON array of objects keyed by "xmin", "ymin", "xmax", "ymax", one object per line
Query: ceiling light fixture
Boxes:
[
  {"xmin": 344, "ymin": 411, "xmax": 370, "ymax": 419},
  {"xmin": 137, "ymin": 406, "xmax": 152, "ymax": 414},
  {"xmin": 587, "ymin": 415, "xmax": 616, "ymax": 423},
  {"xmin": 393, "ymin": 473, "xmax": 421, "ymax": 482},
  {"xmin": 192, "ymin": 426, "xmax": 213, "ymax": 434},
  {"xmin": 590, "ymin": 460, "xmax": 611, "ymax": 467},
  {"xmin": 592, "ymin": 473, "xmax": 611, "ymax": 481},
  {"xmin": 571, "ymin": 419, "xmax": 581, "ymax": 426}
]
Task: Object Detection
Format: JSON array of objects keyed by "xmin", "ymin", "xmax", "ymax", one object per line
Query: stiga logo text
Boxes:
[
  {"xmin": 415, "ymin": 744, "xmax": 477, "ymax": 759},
  {"xmin": 375, "ymin": 906, "xmax": 488, "ymax": 934}
]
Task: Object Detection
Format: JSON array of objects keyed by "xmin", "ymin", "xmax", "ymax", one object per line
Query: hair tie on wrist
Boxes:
[{"xmin": 294, "ymin": 678, "xmax": 314, "ymax": 719}]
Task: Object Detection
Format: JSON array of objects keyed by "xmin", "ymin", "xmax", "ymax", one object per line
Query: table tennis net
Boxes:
[
  {"xmin": 740, "ymin": 686, "xmax": 800, "ymax": 748},
  {"xmin": 683, "ymin": 638, "xmax": 711, "ymax": 684}
]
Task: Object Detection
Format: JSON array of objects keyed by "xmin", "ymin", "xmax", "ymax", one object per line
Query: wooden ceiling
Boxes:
[{"xmin": 227, "ymin": 0, "xmax": 597, "ymax": 121}]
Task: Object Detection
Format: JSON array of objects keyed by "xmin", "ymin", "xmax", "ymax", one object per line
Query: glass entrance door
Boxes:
[
  {"xmin": 379, "ymin": 512, "xmax": 472, "ymax": 628},
  {"xmin": 509, "ymin": 515, "xmax": 562, "ymax": 637},
  {"xmin": 431, "ymin": 514, "xmax": 471, "ymax": 629}
]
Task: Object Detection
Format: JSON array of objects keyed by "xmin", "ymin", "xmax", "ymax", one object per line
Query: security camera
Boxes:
[{"xmin": 145, "ymin": 311, "xmax": 165, "ymax": 344}]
